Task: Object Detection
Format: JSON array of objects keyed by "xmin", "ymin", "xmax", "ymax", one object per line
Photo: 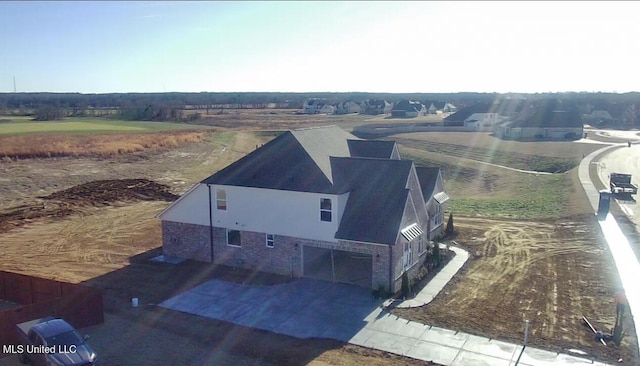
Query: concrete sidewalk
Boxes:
[{"xmin": 389, "ymin": 245, "xmax": 469, "ymax": 309}]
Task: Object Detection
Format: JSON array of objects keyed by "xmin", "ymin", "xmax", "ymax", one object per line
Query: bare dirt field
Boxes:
[{"xmin": 0, "ymin": 113, "xmax": 637, "ymax": 365}]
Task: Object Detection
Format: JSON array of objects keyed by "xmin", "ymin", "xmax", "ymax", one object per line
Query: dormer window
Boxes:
[{"xmin": 320, "ymin": 198, "xmax": 332, "ymax": 222}]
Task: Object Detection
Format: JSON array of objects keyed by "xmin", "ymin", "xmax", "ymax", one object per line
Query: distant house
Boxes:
[
  {"xmin": 158, "ymin": 126, "xmax": 449, "ymax": 293},
  {"xmin": 494, "ymin": 99, "xmax": 584, "ymax": 140},
  {"xmin": 334, "ymin": 101, "xmax": 361, "ymax": 115},
  {"xmin": 442, "ymin": 103, "xmax": 457, "ymax": 114},
  {"xmin": 360, "ymin": 99, "xmax": 393, "ymax": 115},
  {"xmin": 391, "ymin": 100, "xmax": 427, "ymax": 118},
  {"xmin": 303, "ymin": 99, "xmax": 335, "ymax": 114},
  {"xmin": 444, "ymin": 99, "xmax": 522, "ymax": 129},
  {"xmin": 425, "ymin": 101, "xmax": 456, "ymax": 115},
  {"xmin": 583, "ymin": 109, "xmax": 614, "ymax": 125}
]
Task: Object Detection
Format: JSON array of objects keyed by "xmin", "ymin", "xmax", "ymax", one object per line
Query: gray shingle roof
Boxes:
[
  {"xmin": 201, "ymin": 126, "xmax": 441, "ymax": 246},
  {"xmin": 347, "ymin": 140, "xmax": 396, "ymax": 159},
  {"xmin": 332, "ymin": 157, "xmax": 413, "ymax": 245},
  {"xmin": 415, "ymin": 167, "xmax": 440, "ymax": 202},
  {"xmin": 201, "ymin": 126, "xmax": 356, "ymax": 192},
  {"xmin": 201, "ymin": 130, "xmax": 334, "ymax": 192}
]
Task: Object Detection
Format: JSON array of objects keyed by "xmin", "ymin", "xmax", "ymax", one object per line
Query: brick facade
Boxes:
[
  {"xmin": 163, "ymin": 221, "xmax": 400, "ymax": 291},
  {"xmin": 162, "ymin": 221, "xmax": 211, "ymax": 262}
]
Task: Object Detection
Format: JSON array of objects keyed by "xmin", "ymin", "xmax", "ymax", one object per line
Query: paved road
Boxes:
[
  {"xmin": 580, "ymin": 143, "xmax": 640, "ymax": 362},
  {"xmin": 596, "ymin": 143, "xmax": 640, "ymax": 224}
]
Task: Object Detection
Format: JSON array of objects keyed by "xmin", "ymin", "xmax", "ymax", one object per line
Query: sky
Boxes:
[{"xmin": 1, "ymin": 1, "xmax": 639, "ymax": 94}]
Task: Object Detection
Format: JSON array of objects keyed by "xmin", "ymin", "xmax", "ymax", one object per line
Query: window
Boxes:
[
  {"xmin": 216, "ymin": 189, "xmax": 227, "ymax": 210},
  {"xmin": 320, "ymin": 198, "xmax": 332, "ymax": 222},
  {"xmin": 227, "ymin": 229, "xmax": 241, "ymax": 247},
  {"xmin": 403, "ymin": 242, "xmax": 413, "ymax": 269},
  {"xmin": 434, "ymin": 204, "xmax": 442, "ymax": 226},
  {"xmin": 266, "ymin": 234, "xmax": 274, "ymax": 248}
]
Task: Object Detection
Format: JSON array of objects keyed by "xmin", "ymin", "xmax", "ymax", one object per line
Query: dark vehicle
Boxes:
[
  {"xmin": 610, "ymin": 173, "xmax": 638, "ymax": 195},
  {"xmin": 15, "ymin": 317, "xmax": 97, "ymax": 366}
]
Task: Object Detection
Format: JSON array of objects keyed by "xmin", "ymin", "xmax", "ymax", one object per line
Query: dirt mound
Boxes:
[
  {"xmin": 0, "ymin": 179, "xmax": 178, "ymax": 233},
  {"xmin": 40, "ymin": 179, "xmax": 178, "ymax": 204}
]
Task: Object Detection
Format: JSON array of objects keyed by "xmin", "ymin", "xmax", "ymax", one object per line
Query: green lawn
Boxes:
[
  {"xmin": 400, "ymin": 146, "xmax": 572, "ymax": 219},
  {"xmin": 0, "ymin": 117, "xmax": 212, "ymax": 135}
]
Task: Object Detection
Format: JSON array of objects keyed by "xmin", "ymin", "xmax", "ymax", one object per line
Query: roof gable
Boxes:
[
  {"xmin": 415, "ymin": 167, "xmax": 441, "ymax": 202},
  {"xmin": 291, "ymin": 126, "xmax": 355, "ymax": 182},
  {"xmin": 332, "ymin": 157, "xmax": 413, "ymax": 245},
  {"xmin": 201, "ymin": 131, "xmax": 333, "ymax": 192},
  {"xmin": 201, "ymin": 126, "xmax": 359, "ymax": 192}
]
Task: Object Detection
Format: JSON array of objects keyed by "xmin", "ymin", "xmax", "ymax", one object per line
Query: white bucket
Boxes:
[{"xmin": 132, "ymin": 297, "xmax": 139, "ymax": 307}]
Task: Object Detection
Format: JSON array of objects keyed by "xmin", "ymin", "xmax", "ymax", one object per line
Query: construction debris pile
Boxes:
[{"xmin": 0, "ymin": 179, "xmax": 178, "ymax": 233}]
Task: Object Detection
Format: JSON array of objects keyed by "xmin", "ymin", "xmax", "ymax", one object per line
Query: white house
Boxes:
[
  {"xmin": 158, "ymin": 126, "xmax": 449, "ymax": 293},
  {"xmin": 463, "ymin": 112, "xmax": 506, "ymax": 129}
]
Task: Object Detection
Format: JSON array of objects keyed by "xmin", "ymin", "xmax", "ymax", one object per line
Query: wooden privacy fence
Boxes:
[{"xmin": 0, "ymin": 271, "xmax": 103, "ymax": 352}]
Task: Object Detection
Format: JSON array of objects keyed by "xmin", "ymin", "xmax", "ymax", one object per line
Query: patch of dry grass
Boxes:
[{"xmin": 0, "ymin": 131, "xmax": 208, "ymax": 159}]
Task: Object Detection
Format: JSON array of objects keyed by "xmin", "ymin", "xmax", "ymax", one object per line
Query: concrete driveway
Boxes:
[
  {"xmin": 160, "ymin": 277, "xmax": 612, "ymax": 366},
  {"xmin": 160, "ymin": 278, "xmax": 381, "ymax": 341}
]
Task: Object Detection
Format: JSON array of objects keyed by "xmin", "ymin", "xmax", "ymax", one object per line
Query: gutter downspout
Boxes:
[
  {"xmin": 208, "ymin": 184, "xmax": 214, "ymax": 262},
  {"xmin": 388, "ymin": 244, "xmax": 393, "ymax": 293}
]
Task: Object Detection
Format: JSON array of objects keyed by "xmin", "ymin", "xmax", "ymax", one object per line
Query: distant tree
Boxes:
[{"xmin": 33, "ymin": 105, "xmax": 64, "ymax": 121}]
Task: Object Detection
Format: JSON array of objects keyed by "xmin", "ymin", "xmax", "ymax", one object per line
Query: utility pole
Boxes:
[{"xmin": 13, "ymin": 76, "xmax": 16, "ymax": 93}]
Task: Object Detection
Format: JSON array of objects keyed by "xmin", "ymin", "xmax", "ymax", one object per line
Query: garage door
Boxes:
[{"xmin": 303, "ymin": 246, "xmax": 372, "ymax": 288}]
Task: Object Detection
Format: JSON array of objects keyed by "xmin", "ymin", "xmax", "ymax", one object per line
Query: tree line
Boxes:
[{"xmin": 3, "ymin": 91, "xmax": 640, "ymax": 122}]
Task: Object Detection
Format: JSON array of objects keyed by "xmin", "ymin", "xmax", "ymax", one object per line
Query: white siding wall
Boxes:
[
  {"xmin": 211, "ymin": 185, "xmax": 342, "ymax": 242},
  {"xmin": 464, "ymin": 113, "xmax": 502, "ymax": 128},
  {"xmin": 158, "ymin": 184, "xmax": 210, "ymax": 226}
]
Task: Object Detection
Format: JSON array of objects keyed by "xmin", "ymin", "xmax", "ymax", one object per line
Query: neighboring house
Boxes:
[
  {"xmin": 583, "ymin": 109, "xmax": 614, "ymax": 125},
  {"xmin": 360, "ymin": 99, "xmax": 393, "ymax": 115},
  {"xmin": 158, "ymin": 126, "xmax": 449, "ymax": 293},
  {"xmin": 391, "ymin": 100, "xmax": 427, "ymax": 118},
  {"xmin": 334, "ymin": 100, "xmax": 361, "ymax": 115},
  {"xmin": 425, "ymin": 101, "xmax": 456, "ymax": 115},
  {"xmin": 494, "ymin": 99, "xmax": 584, "ymax": 140},
  {"xmin": 303, "ymin": 99, "xmax": 335, "ymax": 114},
  {"xmin": 442, "ymin": 102, "xmax": 457, "ymax": 114},
  {"xmin": 443, "ymin": 99, "xmax": 523, "ymax": 129}
]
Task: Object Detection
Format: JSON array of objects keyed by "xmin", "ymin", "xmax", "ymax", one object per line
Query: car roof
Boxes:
[{"xmin": 31, "ymin": 318, "xmax": 75, "ymax": 338}]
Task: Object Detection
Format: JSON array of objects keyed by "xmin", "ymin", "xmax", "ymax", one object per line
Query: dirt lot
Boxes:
[
  {"xmin": 394, "ymin": 215, "xmax": 635, "ymax": 364},
  {"xmin": 0, "ymin": 114, "xmax": 637, "ymax": 365}
]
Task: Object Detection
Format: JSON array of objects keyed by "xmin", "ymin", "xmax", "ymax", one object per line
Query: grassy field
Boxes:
[
  {"xmin": 389, "ymin": 131, "xmax": 606, "ymax": 219},
  {"xmin": 0, "ymin": 117, "xmax": 213, "ymax": 135}
]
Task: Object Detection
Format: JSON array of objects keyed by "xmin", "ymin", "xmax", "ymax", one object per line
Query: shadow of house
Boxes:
[{"xmin": 78, "ymin": 248, "xmax": 351, "ymax": 366}]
